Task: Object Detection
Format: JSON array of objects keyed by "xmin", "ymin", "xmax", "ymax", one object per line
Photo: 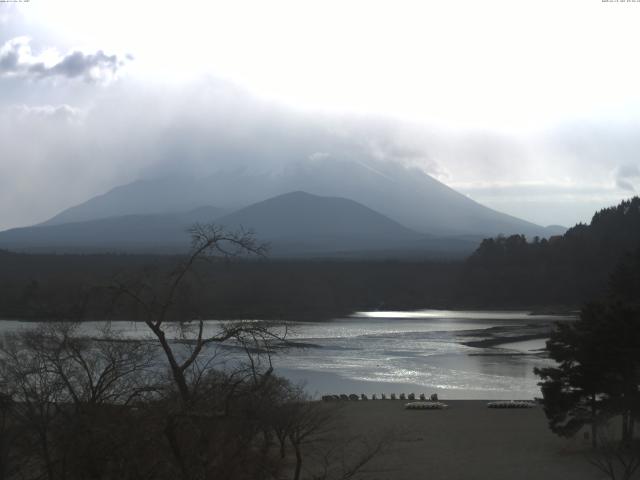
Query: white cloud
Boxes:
[
  {"xmin": 308, "ymin": 152, "xmax": 330, "ymax": 162},
  {"xmin": 8, "ymin": 104, "xmax": 82, "ymax": 122},
  {"xmin": 0, "ymin": 77, "xmax": 636, "ymax": 231},
  {"xmin": 614, "ymin": 164, "xmax": 640, "ymax": 192},
  {"xmin": 0, "ymin": 36, "xmax": 126, "ymax": 83},
  {"xmin": 2, "ymin": 1, "xmax": 640, "ymax": 230}
]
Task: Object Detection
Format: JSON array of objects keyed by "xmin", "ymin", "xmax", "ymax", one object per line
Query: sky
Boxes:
[{"xmin": 1, "ymin": 0, "xmax": 640, "ymax": 230}]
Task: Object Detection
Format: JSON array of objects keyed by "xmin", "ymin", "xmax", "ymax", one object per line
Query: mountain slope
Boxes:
[
  {"xmin": 460, "ymin": 196, "xmax": 640, "ymax": 306},
  {"xmin": 42, "ymin": 158, "xmax": 545, "ymax": 237},
  {"xmin": 43, "ymin": 177, "xmax": 218, "ymax": 226},
  {"xmin": 0, "ymin": 206, "xmax": 226, "ymax": 253},
  {"xmin": 214, "ymin": 191, "xmax": 426, "ymax": 255},
  {"xmin": 1, "ymin": 192, "xmax": 439, "ymax": 255}
]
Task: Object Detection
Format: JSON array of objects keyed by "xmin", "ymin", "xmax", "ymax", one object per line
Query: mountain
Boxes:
[
  {"xmin": 542, "ymin": 225, "xmax": 568, "ymax": 236},
  {"xmin": 0, "ymin": 192, "xmax": 481, "ymax": 257},
  {"xmin": 0, "ymin": 206, "xmax": 227, "ymax": 253},
  {"xmin": 218, "ymin": 191, "xmax": 419, "ymax": 238},
  {"xmin": 215, "ymin": 191, "xmax": 481, "ymax": 257},
  {"xmin": 43, "ymin": 177, "xmax": 220, "ymax": 226},
  {"xmin": 214, "ymin": 191, "xmax": 426, "ymax": 255},
  {"xmin": 42, "ymin": 158, "xmax": 547, "ymax": 237}
]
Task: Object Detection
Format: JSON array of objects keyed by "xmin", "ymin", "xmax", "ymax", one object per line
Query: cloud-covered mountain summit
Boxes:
[
  {"xmin": 0, "ymin": 191, "xmax": 431, "ymax": 255},
  {"xmin": 45, "ymin": 157, "xmax": 544, "ymax": 238}
]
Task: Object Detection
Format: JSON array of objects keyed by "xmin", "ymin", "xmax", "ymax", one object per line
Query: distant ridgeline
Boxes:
[
  {"xmin": 460, "ymin": 197, "xmax": 640, "ymax": 307},
  {"xmin": 1, "ymin": 198, "xmax": 639, "ymax": 320}
]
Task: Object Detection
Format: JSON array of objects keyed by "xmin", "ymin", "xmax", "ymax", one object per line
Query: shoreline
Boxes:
[
  {"xmin": 327, "ymin": 400, "xmax": 599, "ymax": 479},
  {"xmin": 276, "ymin": 366, "xmax": 544, "ymax": 401},
  {"xmin": 462, "ymin": 332, "xmax": 551, "ymax": 349},
  {"xmin": 1, "ymin": 315, "xmax": 557, "ymax": 401},
  {"xmin": 0, "ymin": 306, "xmax": 580, "ymax": 323}
]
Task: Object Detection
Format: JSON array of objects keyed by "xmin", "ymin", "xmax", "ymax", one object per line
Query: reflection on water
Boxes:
[
  {"xmin": 353, "ymin": 309, "xmax": 562, "ymax": 320},
  {"xmin": 0, "ymin": 310, "xmax": 569, "ymax": 400},
  {"xmin": 274, "ymin": 310, "xmax": 565, "ymax": 399}
]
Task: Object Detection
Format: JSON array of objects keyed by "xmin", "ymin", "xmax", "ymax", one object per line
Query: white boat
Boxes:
[
  {"xmin": 404, "ymin": 401, "xmax": 448, "ymax": 410},
  {"xmin": 487, "ymin": 400, "xmax": 536, "ymax": 409}
]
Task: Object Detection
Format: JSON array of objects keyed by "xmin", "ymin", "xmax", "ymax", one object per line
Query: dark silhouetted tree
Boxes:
[{"xmin": 536, "ymin": 248, "xmax": 640, "ymax": 448}]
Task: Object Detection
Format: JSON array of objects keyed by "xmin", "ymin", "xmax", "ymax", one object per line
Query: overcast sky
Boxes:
[{"xmin": 1, "ymin": 0, "xmax": 640, "ymax": 231}]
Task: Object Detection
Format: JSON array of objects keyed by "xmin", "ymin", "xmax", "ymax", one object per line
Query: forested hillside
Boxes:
[
  {"xmin": 459, "ymin": 197, "xmax": 640, "ymax": 307},
  {"xmin": 0, "ymin": 251, "xmax": 459, "ymax": 321},
  {"xmin": 1, "ymin": 198, "xmax": 638, "ymax": 321}
]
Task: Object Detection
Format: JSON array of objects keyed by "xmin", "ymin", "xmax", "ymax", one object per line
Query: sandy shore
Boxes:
[{"xmin": 323, "ymin": 400, "xmax": 601, "ymax": 480}]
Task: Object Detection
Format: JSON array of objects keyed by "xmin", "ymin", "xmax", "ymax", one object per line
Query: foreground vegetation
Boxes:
[
  {"xmin": 0, "ymin": 197, "xmax": 639, "ymax": 479},
  {"xmin": 0, "ymin": 253, "xmax": 460, "ymax": 322},
  {"xmin": 0, "ymin": 226, "xmax": 389, "ymax": 480},
  {"xmin": 535, "ymin": 248, "xmax": 640, "ymax": 479}
]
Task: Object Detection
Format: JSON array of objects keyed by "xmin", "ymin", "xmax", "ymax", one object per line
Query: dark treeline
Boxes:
[
  {"xmin": 533, "ymin": 247, "xmax": 640, "ymax": 480},
  {"xmin": 535, "ymin": 247, "xmax": 640, "ymax": 445},
  {"xmin": 2, "ymin": 196, "xmax": 640, "ymax": 321},
  {"xmin": 459, "ymin": 197, "xmax": 640, "ymax": 308},
  {"xmin": 0, "ymin": 251, "xmax": 460, "ymax": 321}
]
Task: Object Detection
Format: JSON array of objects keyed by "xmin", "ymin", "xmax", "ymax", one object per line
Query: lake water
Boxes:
[
  {"xmin": 272, "ymin": 310, "xmax": 568, "ymax": 400},
  {"xmin": 0, "ymin": 310, "xmax": 570, "ymax": 400}
]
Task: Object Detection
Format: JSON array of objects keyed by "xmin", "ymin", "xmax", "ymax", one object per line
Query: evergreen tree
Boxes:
[{"xmin": 536, "ymin": 249, "xmax": 640, "ymax": 446}]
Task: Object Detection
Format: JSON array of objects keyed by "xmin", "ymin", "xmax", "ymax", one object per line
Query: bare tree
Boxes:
[
  {"xmin": 0, "ymin": 224, "xmax": 392, "ymax": 480},
  {"xmin": 311, "ymin": 433, "xmax": 394, "ymax": 480},
  {"xmin": 284, "ymin": 400, "xmax": 394, "ymax": 480},
  {"xmin": 589, "ymin": 424, "xmax": 640, "ymax": 480},
  {"xmin": 1, "ymin": 328, "xmax": 70, "ymax": 480},
  {"xmin": 18, "ymin": 322, "xmax": 157, "ymax": 407},
  {"xmin": 0, "ymin": 322, "xmax": 159, "ymax": 480},
  {"xmin": 107, "ymin": 224, "xmax": 301, "ymax": 480},
  {"xmin": 111, "ymin": 224, "xmax": 278, "ymax": 407},
  {"xmin": 287, "ymin": 401, "xmax": 337, "ymax": 480}
]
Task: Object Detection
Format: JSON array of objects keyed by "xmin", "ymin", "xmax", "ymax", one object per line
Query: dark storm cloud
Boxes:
[
  {"xmin": 0, "ymin": 39, "xmax": 21, "ymax": 71},
  {"xmin": 30, "ymin": 50, "xmax": 120, "ymax": 80},
  {"xmin": 0, "ymin": 37, "xmax": 124, "ymax": 82}
]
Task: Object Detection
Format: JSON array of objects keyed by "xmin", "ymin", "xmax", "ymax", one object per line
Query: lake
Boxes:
[{"xmin": 0, "ymin": 310, "xmax": 571, "ymax": 400}]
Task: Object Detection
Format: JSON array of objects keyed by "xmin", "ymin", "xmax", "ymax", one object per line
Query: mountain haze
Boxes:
[
  {"xmin": 43, "ymin": 177, "xmax": 222, "ymax": 226},
  {"xmin": 1, "ymin": 192, "xmax": 476, "ymax": 256},
  {"xmin": 42, "ymin": 158, "xmax": 549, "ymax": 237},
  {"xmin": 0, "ymin": 206, "xmax": 226, "ymax": 253}
]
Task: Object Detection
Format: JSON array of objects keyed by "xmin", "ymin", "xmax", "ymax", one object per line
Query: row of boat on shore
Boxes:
[
  {"xmin": 404, "ymin": 400, "xmax": 536, "ymax": 410},
  {"xmin": 321, "ymin": 393, "xmax": 440, "ymax": 402},
  {"xmin": 321, "ymin": 394, "xmax": 537, "ymax": 410}
]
